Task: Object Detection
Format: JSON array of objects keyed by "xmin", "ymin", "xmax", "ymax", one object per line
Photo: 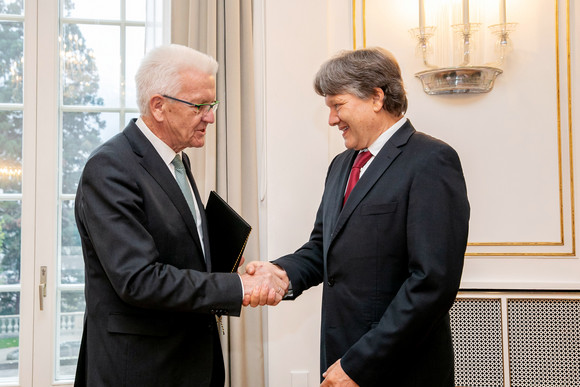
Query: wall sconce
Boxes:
[{"xmin": 411, "ymin": 0, "xmax": 516, "ymax": 95}]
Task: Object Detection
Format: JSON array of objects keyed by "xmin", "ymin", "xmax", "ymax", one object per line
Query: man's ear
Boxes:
[
  {"xmin": 150, "ymin": 95, "xmax": 166, "ymax": 121},
  {"xmin": 372, "ymin": 87, "xmax": 385, "ymax": 112}
]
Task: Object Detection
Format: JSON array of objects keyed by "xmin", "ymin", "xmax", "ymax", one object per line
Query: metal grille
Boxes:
[
  {"xmin": 507, "ymin": 299, "xmax": 580, "ymax": 387},
  {"xmin": 450, "ymin": 298, "xmax": 504, "ymax": 387}
]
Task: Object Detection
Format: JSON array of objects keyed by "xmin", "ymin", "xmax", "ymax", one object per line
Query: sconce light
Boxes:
[{"xmin": 411, "ymin": 0, "xmax": 516, "ymax": 95}]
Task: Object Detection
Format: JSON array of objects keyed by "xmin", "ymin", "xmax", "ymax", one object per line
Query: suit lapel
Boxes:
[
  {"xmin": 328, "ymin": 121, "xmax": 416, "ymax": 250},
  {"xmin": 324, "ymin": 150, "xmax": 356, "ymax": 239},
  {"xmin": 122, "ymin": 122, "xmax": 206, "ymax": 264}
]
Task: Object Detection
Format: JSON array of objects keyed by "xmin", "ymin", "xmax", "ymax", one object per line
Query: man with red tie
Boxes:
[{"xmin": 248, "ymin": 47, "xmax": 470, "ymax": 386}]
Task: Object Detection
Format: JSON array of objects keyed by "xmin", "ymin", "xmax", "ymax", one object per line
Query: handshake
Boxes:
[{"xmin": 240, "ymin": 261, "xmax": 289, "ymax": 307}]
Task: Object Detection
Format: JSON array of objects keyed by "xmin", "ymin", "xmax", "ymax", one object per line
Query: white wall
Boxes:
[
  {"xmin": 255, "ymin": 1, "xmax": 580, "ymax": 386},
  {"xmin": 255, "ymin": 1, "xmax": 339, "ymax": 386}
]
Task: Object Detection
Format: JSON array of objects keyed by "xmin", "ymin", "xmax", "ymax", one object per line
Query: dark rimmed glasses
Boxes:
[{"xmin": 162, "ymin": 95, "xmax": 219, "ymax": 115}]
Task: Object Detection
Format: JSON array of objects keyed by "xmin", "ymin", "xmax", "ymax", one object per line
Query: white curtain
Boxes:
[{"xmin": 171, "ymin": 1, "xmax": 265, "ymax": 386}]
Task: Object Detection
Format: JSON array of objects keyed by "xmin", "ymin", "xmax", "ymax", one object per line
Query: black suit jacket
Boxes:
[
  {"xmin": 74, "ymin": 120, "xmax": 242, "ymax": 386},
  {"xmin": 274, "ymin": 120, "xmax": 470, "ymax": 387}
]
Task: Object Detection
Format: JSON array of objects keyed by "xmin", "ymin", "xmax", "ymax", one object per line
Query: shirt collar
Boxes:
[
  {"xmin": 135, "ymin": 117, "xmax": 181, "ymax": 166},
  {"xmin": 366, "ymin": 116, "xmax": 407, "ymax": 156}
]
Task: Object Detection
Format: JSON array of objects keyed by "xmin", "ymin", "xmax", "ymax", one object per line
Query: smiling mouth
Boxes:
[{"xmin": 340, "ymin": 126, "xmax": 349, "ymax": 135}]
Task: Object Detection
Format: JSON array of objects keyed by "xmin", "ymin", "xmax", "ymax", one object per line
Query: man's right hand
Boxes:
[{"xmin": 241, "ymin": 262, "xmax": 289, "ymax": 307}]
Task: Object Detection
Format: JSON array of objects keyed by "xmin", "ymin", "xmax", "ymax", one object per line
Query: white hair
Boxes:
[{"xmin": 135, "ymin": 44, "xmax": 219, "ymax": 115}]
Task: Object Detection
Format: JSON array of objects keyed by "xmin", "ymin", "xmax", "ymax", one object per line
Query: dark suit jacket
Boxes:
[
  {"xmin": 274, "ymin": 120, "xmax": 470, "ymax": 387},
  {"xmin": 74, "ymin": 120, "xmax": 242, "ymax": 386}
]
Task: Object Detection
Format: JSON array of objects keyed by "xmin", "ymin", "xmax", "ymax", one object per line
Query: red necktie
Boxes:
[{"xmin": 343, "ymin": 150, "xmax": 373, "ymax": 205}]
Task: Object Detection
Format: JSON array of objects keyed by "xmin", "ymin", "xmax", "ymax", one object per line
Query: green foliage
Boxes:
[
  {"xmin": 0, "ymin": 337, "xmax": 19, "ymax": 350},
  {"xmin": 0, "ymin": 291, "xmax": 19, "ymax": 315},
  {"xmin": 0, "ymin": 5, "xmax": 24, "ymax": 194},
  {"xmin": 0, "ymin": 202, "xmax": 20, "ymax": 285},
  {"xmin": 61, "ymin": 22, "xmax": 105, "ymax": 193},
  {"xmin": 61, "ymin": 291, "xmax": 85, "ymax": 313},
  {"xmin": 0, "ymin": 1, "xmax": 24, "ymax": 104}
]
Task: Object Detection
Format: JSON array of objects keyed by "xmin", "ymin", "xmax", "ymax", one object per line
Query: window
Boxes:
[
  {"xmin": 0, "ymin": 0, "xmax": 24, "ymax": 382},
  {"xmin": 57, "ymin": 1, "xmax": 146, "ymax": 378},
  {"xmin": 0, "ymin": 0, "xmax": 167, "ymax": 384}
]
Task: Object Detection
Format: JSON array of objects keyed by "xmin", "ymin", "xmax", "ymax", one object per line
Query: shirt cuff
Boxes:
[{"xmin": 238, "ymin": 273, "xmax": 245, "ymax": 301}]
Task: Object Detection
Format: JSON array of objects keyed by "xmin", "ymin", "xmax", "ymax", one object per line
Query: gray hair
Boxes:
[
  {"xmin": 135, "ymin": 44, "xmax": 218, "ymax": 115},
  {"xmin": 314, "ymin": 47, "xmax": 408, "ymax": 116}
]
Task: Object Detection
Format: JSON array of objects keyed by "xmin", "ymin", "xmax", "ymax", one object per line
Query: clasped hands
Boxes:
[{"xmin": 240, "ymin": 261, "xmax": 289, "ymax": 307}]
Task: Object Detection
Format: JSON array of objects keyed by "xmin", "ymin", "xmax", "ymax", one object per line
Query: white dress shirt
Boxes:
[
  {"xmin": 359, "ymin": 116, "xmax": 407, "ymax": 177},
  {"xmin": 135, "ymin": 117, "xmax": 205, "ymax": 256}
]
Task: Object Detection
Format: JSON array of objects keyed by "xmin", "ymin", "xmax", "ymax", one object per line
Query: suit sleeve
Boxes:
[
  {"xmin": 273, "ymin": 203, "xmax": 325, "ymax": 298},
  {"xmin": 340, "ymin": 143, "xmax": 469, "ymax": 384},
  {"xmin": 271, "ymin": 155, "xmax": 345, "ymax": 297},
  {"xmin": 76, "ymin": 150, "xmax": 243, "ymax": 316}
]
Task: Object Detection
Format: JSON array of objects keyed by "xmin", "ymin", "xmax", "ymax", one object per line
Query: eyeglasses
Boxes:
[{"xmin": 162, "ymin": 95, "xmax": 219, "ymax": 115}]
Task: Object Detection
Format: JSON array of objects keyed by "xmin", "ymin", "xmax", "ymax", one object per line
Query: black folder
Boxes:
[{"xmin": 205, "ymin": 191, "xmax": 252, "ymax": 273}]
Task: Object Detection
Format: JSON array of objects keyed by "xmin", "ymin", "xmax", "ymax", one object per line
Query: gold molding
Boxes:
[
  {"xmin": 363, "ymin": 0, "xmax": 366, "ymax": 48},
  {"xmin": 565, "ymin": 0, "xmax": 575, "ymax": 255},
  {"xmin": 352, "ymin": 0, "xmax": 356, "ymax": 49},
  {"xmin": 357, "ymin": 0, "xmax": 575, "ymax": 256},
  {"xmin": 466, "ymin": 0, "xmax": 575, "ymax": 256},
  {"xmin": 352, "ymin": 0, "xmax": 366, "ymax": 49}
]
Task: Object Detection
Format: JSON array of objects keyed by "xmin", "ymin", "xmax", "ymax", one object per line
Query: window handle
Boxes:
[{"xmin": 39, "ymin": 266, "xmax": 47, "ymax": 311}]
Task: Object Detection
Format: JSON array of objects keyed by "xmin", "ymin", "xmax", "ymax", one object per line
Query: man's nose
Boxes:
[
  {"xmin": 202, "ymin": 109, "xmax": 215, "ymax": 123},
  {"xmin": 328, "ymin": 110, "xmax": 339, "ymax": 126}
]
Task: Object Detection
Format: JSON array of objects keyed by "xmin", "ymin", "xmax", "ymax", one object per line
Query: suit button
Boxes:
[{"xmin": 327, "ymin": 278, "xmax": 335, "ymax": 287}]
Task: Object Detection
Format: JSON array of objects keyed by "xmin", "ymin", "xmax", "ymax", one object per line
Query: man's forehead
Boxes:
[
  {"xmin": 180, "ymin": 69, "xmax": 215, "ymax": 84},
  {"xmin": 325, "ymin": 93, "xmax": 350, "ymax": 105},
  {"xmin": 179, "ymin": 72, "xmax": 216, "ymax": 94}
]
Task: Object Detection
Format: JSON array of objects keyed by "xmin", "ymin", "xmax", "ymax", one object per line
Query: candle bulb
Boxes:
[
  {"xmin": 462, "ymin": 0, "xmax": 469, "ymax": 26},
  {"xmin": 500, "ymin": 0, "xmax": 506, "ymax": 25},
  {"xmin": 419, "ymin": 0, "xmax": 425, "ymax": 32}
]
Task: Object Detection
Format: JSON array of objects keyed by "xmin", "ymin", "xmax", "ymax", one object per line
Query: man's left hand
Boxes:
[{"xmin": 321, "ymin": 359, "xmax": 359, "ymax": 387}]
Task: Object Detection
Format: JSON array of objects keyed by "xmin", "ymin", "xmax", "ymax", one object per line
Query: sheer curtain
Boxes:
[
  {"xmin": 171, "ymin": 1, "xmax": 264, "ymax": 386},
  {"xmin": 145, "ymin": 0, "xmax": 171, "ymax": 50}
]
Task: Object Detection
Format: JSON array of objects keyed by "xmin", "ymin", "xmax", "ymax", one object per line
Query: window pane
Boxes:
[
  {"xmin": 0, "ymin": 0, "xmax": 23, "ymax": 16},
  {"xmin": 0, "ymin": 201, "xmax": 21, "ymax": 285},
  {"xmin": 98, "ymin": 112, "xmax": 121, "ymax": 142},
  {"xmin": 55, "ymin": 290, "xmax": 84, "ymax": 380},
  {"xmin": 0, "ymin": 111, "xmax": 22, "ymax": 194},
  {"xmin": 61, "ymin": 112, "xmax": 119, "ymax": 194},
  {"xmin": 126, "ymin": 0, "xmax": 146, "ymax": 22},
  {"xmin": 125, "ymin": 26, "xmax": 145, "ymax": 110},
  {"xmin": 60, "ymin": 110, "xmax": 105, "ymax": 194},
  {"xmin": 0, "ymin": 201, "xmax": 20, "ymax": 380},
  {"xmin": 0, "ymin": 291, "xmax": 19, "ymax": 380},
  {"xmin": 126, "ymin": 112, "xmax": 139, "ymax": 126},
  {"xmin": 62, "ymin": 0, "xmax": 120, "ymax": 20},
  {"xmin": 0, "ymin": 22, "xmax": 24, "ymax": 104},
  {"xmin": 61, "ymin": 200, "xmax": 83, "ymax": 285},
  {"xmin": 62, "ymin": 23, "xmax": 120, "ymax": 107}
]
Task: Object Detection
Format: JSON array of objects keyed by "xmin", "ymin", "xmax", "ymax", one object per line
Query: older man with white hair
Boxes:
[{"xmin": 73, "ymin": 44, "xmax": 287, "ymax": 387}]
